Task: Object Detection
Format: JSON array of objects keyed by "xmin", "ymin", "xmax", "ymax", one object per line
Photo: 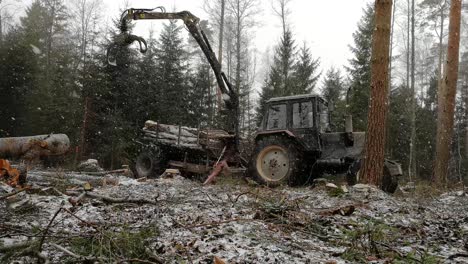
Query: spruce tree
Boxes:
[
  {"xmin": 322, "ymin": 67, "xmax": 344, "ymax": 104},
  {"xmin": 346, "ymin": 4, "xmax": 374, "ymax": 131},
  {"xmin": 322, "ymin": 67, "xmax": 346, "ymax": 130},
  {"xmin": 292, "ymin": 44, "xmax": 320, "ymax": 94},
  {"xmin": 155, "ymin": 20, "xmax": 190, "ymax": 125},
  {"xmin": 256, "ymin": 29, "xmax": 295, "ymax": 123},
  {"xmin": 19, "ymin": 0, "xmax": 81, "ymax": 140},
  {"xmin": 0, "ymin": 29, "xmax": 36, "ymax": 136}
]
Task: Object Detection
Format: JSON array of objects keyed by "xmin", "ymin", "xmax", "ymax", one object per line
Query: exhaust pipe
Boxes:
[{"xmin": 345, "ymin": 115, "xmax": 353, "ymax": 133}]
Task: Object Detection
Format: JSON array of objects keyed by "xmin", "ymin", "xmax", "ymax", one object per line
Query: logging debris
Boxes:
[{"xmin": 2, "ymin": 169, "xmax": 468, "ymax": 263}]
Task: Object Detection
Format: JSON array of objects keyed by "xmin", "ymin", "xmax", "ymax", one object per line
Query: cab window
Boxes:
[
  {"xmin": 267, "ymin": 104, "xmax": 287, "ymax": 130},
  {"xmin": 292, "ymin": 102, "xmax": 314, "ymax": 128}
]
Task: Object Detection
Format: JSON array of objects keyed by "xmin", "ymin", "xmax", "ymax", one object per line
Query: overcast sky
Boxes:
[{"xmin": 101, "ymin": 0, "xmax": 372, "ymax": 90}]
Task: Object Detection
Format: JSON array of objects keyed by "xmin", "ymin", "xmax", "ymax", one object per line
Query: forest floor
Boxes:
[{"xmin": 1, "ymin": 169, "xmax": 468, "ymax": 264}]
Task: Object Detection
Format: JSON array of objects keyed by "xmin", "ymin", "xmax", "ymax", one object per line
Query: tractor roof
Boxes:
[{"xmin": 266, "ymin": 94, "xmax": 326, "ymax": 103}]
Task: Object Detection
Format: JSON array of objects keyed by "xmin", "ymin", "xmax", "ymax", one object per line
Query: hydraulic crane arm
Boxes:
[{"xmin": 107, "ymin": 7, "xmax": 239, "ymax": 138}]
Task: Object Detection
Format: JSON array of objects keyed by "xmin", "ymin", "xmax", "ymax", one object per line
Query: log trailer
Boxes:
[{"xmin": 108, "ymin": 6, "xmax": 402, "ymax": 192}]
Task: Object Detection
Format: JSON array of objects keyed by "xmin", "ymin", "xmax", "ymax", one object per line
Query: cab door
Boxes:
[{"xmin": 290, "ymin": 100, "xmax": 320, "ymax": 151}]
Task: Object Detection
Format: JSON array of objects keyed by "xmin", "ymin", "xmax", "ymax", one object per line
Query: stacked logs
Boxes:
[{"xmin": 142, "ymin": 120, "xmax": 232, "ymax": 152}]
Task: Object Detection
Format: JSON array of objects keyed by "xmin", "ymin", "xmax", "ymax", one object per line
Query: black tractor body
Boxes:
[{"xmin": 249, "ymin": 94, "xmax": 401, "ymax": 192}]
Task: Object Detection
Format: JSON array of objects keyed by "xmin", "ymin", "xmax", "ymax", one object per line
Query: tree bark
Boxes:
[
  {"xmin": 78, "ymin": 96, "xmax": 91, "ymax": 162},
  {"xmin": 406, "ymin": 0, "xmax": 410, "ymax": 88},
  {"xmin": 216, "ymin": 0, "xmax": 225, "ymax": 112},
  {"xmin": 408, "ymin": 0, "xmax": 416, "ymax": 181},
  {"xmin": 360, "ymin": 0, "xmax": 393, "ymax": 186},
  {"xmin": 433, "ymin": 0, "xmax": 462, "ymax": 186}
]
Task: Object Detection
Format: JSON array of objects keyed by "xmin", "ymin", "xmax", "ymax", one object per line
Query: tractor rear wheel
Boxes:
[
  {"xmin": 346, "ymin": 159, "xmax": 399, "ymax": 193},
  {"xmin": 248, "ymin": 136, "xmax": 304, "ymax": 187},
  {"xmin": 135, "ymin": 148, "xmax": 166, "ymax": 178}
]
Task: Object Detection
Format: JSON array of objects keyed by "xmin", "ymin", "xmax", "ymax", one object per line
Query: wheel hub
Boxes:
[{"xmin": 256, "ymin": 145, "xmax": 290, "ymax": 181}]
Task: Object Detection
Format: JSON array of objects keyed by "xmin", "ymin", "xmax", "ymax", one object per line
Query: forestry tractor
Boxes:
[{"xmin": 107, "ymin": 6, "xmax": 402, "ymax": 193}]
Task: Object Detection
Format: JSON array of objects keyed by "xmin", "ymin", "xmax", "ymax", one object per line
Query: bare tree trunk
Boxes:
[
  {"xmin": 216, "ymin": 0, "xmax": 225, "ymax": 112},
  {"xmin": 235, "ymin": 0, "xmax": 241, "ymax": 95},
  {"xmin": 465, "ymin": 82, "xmax": 468, "ymax": 185},
  {"xmin": 407, "ymin": 0, "xmax": 410, "ymax": 88},
  {"xmin": 386, "ymin": 0, "xmax": 396, "ymax": 156},
  {"xmin": 360, "ymin": 0, "xmax": 393, "ymax": 186},
  {"xmin": 78, "ymin": 96, "xmax": 91, "ymax": 162},
  {"xmin": 408, "ymin": 0, "xmax": 416, "ymax": 182},
  {"xmin": 433, "ymin": 0, "xmax": 462, "ymax": 186},
  {"xmin": 0, "ymin": 11, "xmax": 2, "ymax": 43},
  {"xmin": 436, "ymin": 7, "xmax": 445, "ymax": 120}
]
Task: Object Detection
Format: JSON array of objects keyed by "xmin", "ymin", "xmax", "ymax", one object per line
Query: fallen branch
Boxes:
[
  {"xmin": 185, "ymin": 218, "xmax": 254, "ymax": 229},
  {"xmin": 144, "ymin": 248, "xmax": 165, "ymax": 264},
  {"xmin": 68, "ymin": 192, "xmax": 86, "ymax": 206},
  {"xmin": 0, "ymin": 240, "xmax": 49, "ymax": 264},
  {"xmin": 448, "ymin": 253, "xmax": 468, "ymax": 260},
  {"xmin": 38, "ymin": 206, "xmax": 63, "ymax": 251},
  {"xmin": 72, "ymin": 169, "xmax": 129, "ymax": 176},
  {"xmin": 62, "ymin": 208, "xmax": 98, "ymax": 227},
  {"xmin": 66, "ymin": 191, "xmax": 159, "ymax": 205},
  {"xmin": 50, "ymin": 243, "xmax": 100, "ymax": 262},
  {"xmin": 0, "ymin": 186, "xmax": 30, "ymax": 201}
]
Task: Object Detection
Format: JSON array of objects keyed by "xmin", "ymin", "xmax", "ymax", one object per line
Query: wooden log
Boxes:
[
  {"xmin": 143, "ymin": 131, "xmax": 199, "ymax": 143},
  {"xmin": 0, "ymin": 134, "xmax": 70, "ymax": 160},
  {"xmin": 26, "ymin": 170, "xmax": 120, "ymax": 187}
]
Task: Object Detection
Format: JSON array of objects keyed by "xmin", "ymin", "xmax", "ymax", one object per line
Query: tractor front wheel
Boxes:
[{"xmin": 248, "ymin": 136, "xmax": 304, "ymax": 187}]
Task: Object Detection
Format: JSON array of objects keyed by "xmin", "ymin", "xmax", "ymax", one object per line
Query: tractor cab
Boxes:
[{"xmin": 258, "ymin": 94, "xmax": 330, "ymax": 153}]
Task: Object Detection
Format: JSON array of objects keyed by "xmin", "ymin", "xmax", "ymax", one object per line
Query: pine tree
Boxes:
[
  {"xmin": 360, "ymin": 0, "xmax": 393, "ymax": 186},
  {"xmin": 346, "ymin": 4, "xmax": 374, "ymax": 131},
  {"xmin": 433, "ymin": 0, "xmax": 462, "ymax": 185}
]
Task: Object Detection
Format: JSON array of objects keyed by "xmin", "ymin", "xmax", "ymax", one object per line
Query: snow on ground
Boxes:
[{"xmin": 1, "ymin": 172, "xmax": 468, "ymax": 263}]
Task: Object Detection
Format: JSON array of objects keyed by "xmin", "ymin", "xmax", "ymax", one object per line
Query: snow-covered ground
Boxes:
[{"xmin": 1, "ymin": 172, "xmax": 468, "ymax": 263}]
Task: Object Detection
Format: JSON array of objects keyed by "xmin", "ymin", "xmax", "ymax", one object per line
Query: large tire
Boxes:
[
  {"xmin": 135, "ymin": 149, "xmax": 166, "ymax": 178},
  {"xmin": 346, "ymin": 159, "xmax": 399, "ymax": 193},
  {"xmin": 248, "ymin": 135, "xmax": 305, "ymax": 187}
]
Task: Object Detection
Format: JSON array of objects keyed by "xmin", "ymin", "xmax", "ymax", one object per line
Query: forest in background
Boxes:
[{"xmin": 0, "ymin": 0, "xmax": 467, "ymax": 184}]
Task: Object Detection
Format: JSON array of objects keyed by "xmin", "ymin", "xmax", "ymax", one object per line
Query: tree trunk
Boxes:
[
  {"xmin": 78, "ymin": 96, "xmax": 91, "ymax": 162},
  {"xmin": 433, "ymin": 0, "xmax": 462, "ymax": 186},
  {"xmin": 406, "ymin": 0, "xmax": 410, "ymax": 88},
  {"xmin": 360, "ymin": 0, "xmax": 393, "ymax": 186},
  {"xmin": 465, "ymin": 81, "xmax": 468, "ymax": 185},
  {"xmin": 408, "ymin": 0, "xmax": 416, "ymax": 181},
  {"xmin": 0, "ymin": 12, "xmax": 3, "ymax": 43},
  {"xmin": 436, "ymin": 8, "xmax": 445, "ymax": 123},
  {"xmin": 386, "ymin": 0, "xmax": 396, "ymax": 156},
  {"xmin": 235, "ymin": 0, "xmax": 241, "ymax": 95},
  {"xmin": 216, "ymin": 0, "xmax": 225, "ymax": 112}
]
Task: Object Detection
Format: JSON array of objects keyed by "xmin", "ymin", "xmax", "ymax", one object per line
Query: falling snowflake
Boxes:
[{"xmin": 30, "ymin": 44, "xmax": 42, "ymax": 55}]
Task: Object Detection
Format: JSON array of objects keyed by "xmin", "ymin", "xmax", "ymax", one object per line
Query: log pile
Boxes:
[{"xmin": 142, "ymin": 120, "xmax": 232, "ymax": 152}]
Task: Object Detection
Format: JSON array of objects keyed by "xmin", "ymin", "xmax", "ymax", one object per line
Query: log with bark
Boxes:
[
  {"xmin": 142, "ymin": 120, "xmax": 233, "ymax": 153},
  {"xmin": 26, "ymin": 170, "xmax": 121, "ymax": 187},
  {"xmin": 0, "ymin": 134, "xmax": 70, "ymax": 160}
]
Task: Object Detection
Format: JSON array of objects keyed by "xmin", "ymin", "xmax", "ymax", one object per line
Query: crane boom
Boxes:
[{"xmin": 107, "ymin": 8, "xmax": 239, "ymax": 143}]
